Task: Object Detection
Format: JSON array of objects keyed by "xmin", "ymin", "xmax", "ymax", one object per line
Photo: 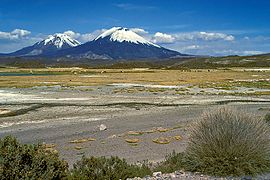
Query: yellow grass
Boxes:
[
  {"xmin": 44, "ymin": 143, "xmax": 56, "ymax": 149},
  {"xmin": 43, "ymin": 143, "xmax": 58, "ymax": 154},
  {"xmin": 174, "ymin": 135, "xmax": 182, "ymax": 141},
  {"xmin": 125, "ymin": 138, "xmax": 140, "ymax": 143},
  {"xmin": 142, "ymin": 129, "xmax": 156, "ymax": 134},
  {"xmin": 152, "ymin": 135, "xmax": 183, "ymax": 144},
  {"xmin": 74, "ymin": 146, "xmax": 83, "ymax": 150},
  {"xmin": 152, "ymin": 137, "xmax": 171, "ymax": 144},
  {"xmin": 0, "ymin": 68, "xmax": 269, "ymax": 88},
  {"xmin": 69, "ymin": 138, "xmax": 96, "ymax": 144},
  {"xmin": 156, "ymin": 127, "xmax": 170, "ymax": 133},
  {"xmin": 127, "ymin": 131, "xmax": 143, "ymax": 136}
]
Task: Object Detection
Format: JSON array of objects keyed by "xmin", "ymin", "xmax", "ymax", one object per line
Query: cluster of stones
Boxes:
[{"xmin": 126, "ymin": 171, "xmax": 249, "ymax": 180}]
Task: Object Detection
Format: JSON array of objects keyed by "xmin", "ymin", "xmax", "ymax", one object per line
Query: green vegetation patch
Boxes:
[
  {"xmin": 264, "ymin": 113, "xmax": 270, "ymax": 124},
  {"xmin": 0, "ymin": 136, "xmax": 68, "ymax": 179},
  {"xmin": 1, "ymin": 106, "xmax": 270, "ymax": 179},
  {"xmin": 69, "ymin": 156, "xmax": 151, "ymax": 180}
]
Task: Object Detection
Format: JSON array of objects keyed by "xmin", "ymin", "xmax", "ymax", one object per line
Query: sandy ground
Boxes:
[{"xmin": 0, "ymin": 85, "xmax": 270, "ymax": 167}]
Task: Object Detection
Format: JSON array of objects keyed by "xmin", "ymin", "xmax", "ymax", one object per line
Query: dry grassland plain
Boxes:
[
  {"xmin": 0, "ymin": 68, "xmax": 269, "ymax": 89},
  {"xmin": 0, "ymin": 67, "xmax": 269, "ymax": 167}
]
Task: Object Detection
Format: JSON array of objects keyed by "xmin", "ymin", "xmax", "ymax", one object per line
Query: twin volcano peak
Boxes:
[
  {"xmin": 4, "ymin": 27, "xmax": 186, "ymax": 59},
  {"xmin": 94, "ymin": 27, "xmax": 160, "ymax": 48}
]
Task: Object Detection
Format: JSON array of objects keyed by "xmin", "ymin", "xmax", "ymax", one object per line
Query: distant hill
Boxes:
[
  {"xmin": 167, "ymin": 55, "xmax": 270, "ymax": 69},
  {"xmin": 0, "ymin": 54, "xmax": 269, "ymax": 69}
]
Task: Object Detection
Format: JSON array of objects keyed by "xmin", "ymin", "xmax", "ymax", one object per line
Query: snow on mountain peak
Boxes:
[
  {"xmin": 41, "ymin": 33, "xmax": 81, "ymax": 49},
  {"xmin": 95, "ymin": 27, "xmax": 160, "ymax": 48}
]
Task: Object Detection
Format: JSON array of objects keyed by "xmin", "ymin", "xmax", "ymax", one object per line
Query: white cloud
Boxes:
[
  {"xmin": 253, "ymin": 36, "xmax": 270, "ymax": 41},
  {"xmin": 242, "ymin": 50, "xmax": 265, "ymax": 55},
  {"xmin": 200, "ymin": 32, "xmax": 234, "ymax": 41},
  {"xmin": 152, "ymin": 32, "xmax": 175, "ymax": 43},
  {"xmin": 79, "ymin": 33, "xmax": 95, "ymax": 42},
  {"xmin": 150, "ymin": 31, "xmax": 235, "ymax": 45},
  {"xmin": 197, "ymin": 49, "xmax": 265, "ymax": 56},
  {"xmin": 84, "ymin": 29, "xmax": 106, "ymax": 41},
  {"xmin": 11, "ymin": 29, "xmax": 31, "ymax": 37},
  {"xmin": 0, "ymin": 32, "xmax": 12, "ymax": 40},
  {"xmin": 182, "ymin": 45, "xmax": 201, "ymax": 50},
  {"xmin": 0, "ymin": 29, "xmax": 31, "ymax": 40},
  {"xmin": 114, "ymin": 3, "xmax": 156, "ymax": 10},
  {"xmin": 63, "ymin": 29, "xmax": 105, "ymax": 43},
  {"xmin": 130, "ymin": 28, "xmax": 148, "ymax": 35},
  {"xmin": 63, "ymin": 30, "xmax": 81, "ymax": 39},
  {"xmin": 174, "ymin": 32, "xmax": 235, "ymax": 41}
]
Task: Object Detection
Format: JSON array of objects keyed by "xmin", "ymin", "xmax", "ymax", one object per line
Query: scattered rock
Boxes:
[
  {"xmin": 99, "ymin": 124, "xmax": 107, "ymax": 131},
  {"xmin": 0, "ymin": 108, "xmax": 12, "ymax": 115},
  {"xmin": 241, "ymin": 176, "xmax": 252, "ymax": 180},
  {"xmin": 108, "ymin": 134, "xmax": 117, "ymax": 139},
  {"xmin": 128, "ymin": 170, "xmax": 270, "ymax": 180},
  {"xmin": 170, "ymin": 173, "xmax": 176, "ymax": 178},
  {"xmin": 175, "ymin": 170, "xmax": 184, "ymax": 175},
  {"xmin": 153, "ymin": 171, "xmax": 162, "ymax": 177}
]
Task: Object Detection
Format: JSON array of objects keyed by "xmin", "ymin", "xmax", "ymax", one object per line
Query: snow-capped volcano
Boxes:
[
  {"xmin": 7, "ymin": 33, "xmax": 80, "ymax": 57},
  {"xmin": 39, "ymin": 33, "xmax": 80, "ymax": 49},
  {"xmin": 56, "ymin": 27, "xmax": 185, "ymax": 59},
  {"xmin": 95, "ymin": 27, "xmax": 160, "ymax": 48}
]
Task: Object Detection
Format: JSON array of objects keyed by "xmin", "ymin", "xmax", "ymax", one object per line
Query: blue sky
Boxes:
[{"xmin": 0, "ymin": 0, "xmax": 270, "ymax": 55}]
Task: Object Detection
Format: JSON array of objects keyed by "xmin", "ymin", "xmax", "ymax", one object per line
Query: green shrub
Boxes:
[
  {"xmin": 0, "ymin": 136, "xmax": 68, "ymax": 180},
  {"xmin": 185, "ymin": 107, "xmax": 270, "ymax": 176},
  {"xmin": 69, "ymin": 156, "xmax": 151, "ymax": 180},
  {"xmin": 264, "ymin": 113, "xmax": 270, "ymax": 123},
  {"xmin": 8, "ymin": 60, "xmax": 46, "ymax": 68},
  {"xmin": 153, "ymin": 151, "xmax": 187, "ymax": 173}
]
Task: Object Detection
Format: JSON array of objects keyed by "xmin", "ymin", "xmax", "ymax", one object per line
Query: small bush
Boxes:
[
  {"xmin": 0, "ymin": 136, "xmax": 68, "ymax": 179},
  {"xmin": 69, "ymin": 156, "xmax": 151, "ymax": 180},
  {"xmin": 185, "ymin": 107, "xmax": 270, "ymax": 176},
  {"xmin": 264, "ymin": 113, "xmax": 270, "ymax": 123},
  {"xmin": 8, "ymin": 60, "xmax": 46, "ymax": 68}
]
